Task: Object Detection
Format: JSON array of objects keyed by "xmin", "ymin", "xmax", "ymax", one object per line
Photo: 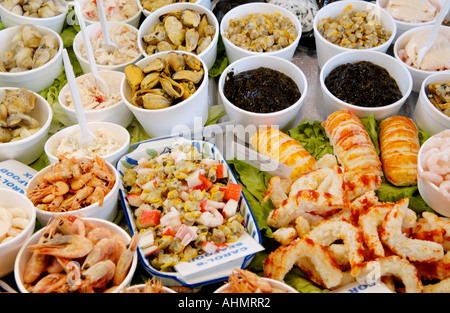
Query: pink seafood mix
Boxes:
[
  {"xmin": 385, "ymin": 0, "xmax": 442, "ymax": 23},
  {"xmin": 419, "ymin": 129, "xmax": 450, "ymax": 201},
  {"xmin": 82, "ymin": 0, "xmax": 139, "ymax": 22}
]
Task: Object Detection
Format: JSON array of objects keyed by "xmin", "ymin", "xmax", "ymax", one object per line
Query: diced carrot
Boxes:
[
  {"xmin": 126, "ymin": 193, "xmax": 143, "ymax": 207},
  {"xmin": 223, "ymin": 182, "xmax": 242, "ymax": 202},
  {"xmin": 140, "ymin": 210, "xmax": 161, "ymax": 228}
]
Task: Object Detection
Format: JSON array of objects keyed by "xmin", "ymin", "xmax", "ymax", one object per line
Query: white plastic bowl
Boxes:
[
  {"xmin": 120, "ymin": 51, "xmax": 209, "ymax": 138},
  {"xmin": 376, "ymin": 0, "xmax": 446, "ymax": 41},
  {"xmin": 394, "ymin": 25, "xmax": 450, "ymax": 92},
  {"xmin": 319, "ymin": 50, "xmax": 412, "ymax": 120},
  {"xmin": 414, "ymin": 72, "xmax": 450, "ymax": 135},
  {"xmin": 14, "ymin": 216, "xmax": 138, "ymax": 293},
  {"xmin": 313, "ymin": 1, "xmax": 396, "ymax": 69},
  {"xmin": 26, "ymin": 161, "xmax": 120, "ymax": 225},
  {"xmin": 139, "ymin": 0, "xmax": 211, "ymax": 17},
  {"xmin": 0, "ymin": 1, "xmax": 68, "ymax": 33},
  {"xmin": 0, "ymin": 88, "xmax": 53, "ymax": 165},
  {"xmin": 138, "ymin": 2, "xmax": 219, "ymax": 69},
  {"xmin": 0, "ymin": 25, "xmax": 63, "ymax": 93},
  {"xmin": 218, "ymin": 55, "xmax": 308, "ymax": 138},
  {"xmin": 116, "ymin": 283, "xmax": 176, "ymax": 293},
  {"xmin": 57, "ymin": 71, "xmax": 134, "ymax": 128},
  {"xmin": 73, "ymin": 21, "xmax": 143, "ymax": 73},
  {"xmin": 0, "ymin": 188, "xmax": 36, "ymax": 278},
  {"xmin": 78, "ymin": 0, "xmax": 142, "ymax": 28},
  {"xmin": 44, "ymin": 121, "xmax": 131, "ymax": 165},
  {"xmin": 417, "ymin": 130, "xmax": 450, "ymax": 217},
  {"xmin": 220, "ymin": 2, "xmax": 302, "ymax": 64},
  {"xmin": 214, "ymin": 276, "xmax": 298, "ymax": 293}
]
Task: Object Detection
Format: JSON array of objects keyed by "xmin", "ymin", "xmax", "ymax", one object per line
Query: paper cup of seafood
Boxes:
[
  {"xmin": 394, "ymin": 25, "xmax": 450, "ymax": 93},
  {"xmin": 14, "ymin": 216, "xmax": 138, "ymax": 293},
  {"xmin": 313, "ymin": 1, "xmax": 396, "ymax": 68},
  {"xmin": 57, "ymin": 71, "xmax": 134, "ymax": 128},
  {"xmin": 73, "ymin": 21, "xmax": 143, "ymax": 73},
  {"xmin": 138, "ymin": 2, "xmax": 219, "ymax": 69},
  {"xmin": 417, "ymin": 129, "xmax": 450, "ymax": 217},
  {"xmin": 78, "ymin": 0, "xmax": 142, "ymax": 28},
  {"xmin": 0, "ymin": 24, "xmax": 63, "ymax": 93},
  {"xmin": 0, "ymin": 88, "xmax": 53, "ymax": 165},
  {"xmin": 0, "ymin": 0, "xmax": 68, "ymax": 33},
  {"xmin": 414, "ymin": 72, "xmax": 450, "ymax": 135},
  {"xmin": 0, "ymin": 188, "xmax": 36, "ymax": 278},
  {"xmin": 44, "ymin": 121, "xmax": 131, "ymax": 166},
  {"xmin": 376, "ymin": 0, "xmax": 446, "ymax": 41},
  {"xmin": 26, "ymin": 156, "xmax": 120, "ymax": 226},
  {"xmin": 117, "ymin": 136, "xmax": 264, "ymax": 287},
  {"xmin": 214, "ymin": 269, "xmax": 298, "ymax": 293},
  {"xmin": 120, "ymin": 51, "xmax": 209, "ymax": 138},
  {"xmin": 220, "ymin": 2, "xmax": 302, "ymax": 64},
  {"xmin": 139, "ymin": 0, "xmax": 211, "ymax": 17}
]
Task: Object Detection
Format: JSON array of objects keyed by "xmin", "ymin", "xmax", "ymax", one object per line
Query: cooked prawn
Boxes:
[
  {"xmin": 28, "ymin": 234, "xmax": 93, "ymax": 259},
  {"xmin": 30, "ymin": 273, "xmax": 67, "ymax": 293},
  {"xmin": 112, "ymin": 233, "xmax": 138, "ymax": 286},
  {"xmin": 82, "ymin": 238, "xmax": 119, "ymax": 270},
  {"xmin": 80, "ymin": 260, "xmax": 116, "ymax": 292},
  {"xmin": 226, "ymin": 269, "xmax": 273, "ymax": 293}
]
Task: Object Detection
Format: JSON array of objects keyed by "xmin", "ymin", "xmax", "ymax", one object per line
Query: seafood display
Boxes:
[
  {"xmin": 140, "ymin": 0, "xmax": 196, "ymax": 13},
  {"xmin": 0, "ymin": 24, "xmax": 59, "ymax": 72},
  {"xmin": 223, "ymin": 67, "xmax": 301, "ymax": 113},
  {"xmin": 317, "ymin": 4, "xmax": 392, "ymax": 49},
  {"xmin": 52, "ymin": 128, "xmax": 122, "ymax": 160},
  {"xmin": 222, "ymin": 12, "xmax": 298, "ymax": 52},
  {"xmin": 22, "ymin": 216, "xmax": 137, "ymax": 293},
  {"xmin": 78, "ymin": 24, "xmax": 140, "ymax": 66},
  {"xmin": 0, "ymin": 0, "xmax": 67, "ymax": 17},
  {"xmin": 324, "ymin": 61, "xmax": 403, "ymax": 107},
  {"xmin": 419, "ymin": 130, "xmax": 450, "ymax": 201},
  {"xmin": 62, "ymin": 73, "xmax": 123, "ymax": 110},
  {"xmin": 266, "ymin": 0, "xmax": 318, "ymax": 34},
  {"xmin": 385, "ymin": 0, "xmax": 441, "ymax": 23},
  {"xmin": 27, "ymin": 156, "xmax": 116, "ymax": 212},
  {"xmin": 426, "ymin": 80, "xmax": 450, "ymax": 117},
  {"xmin": 81, "ymin": 0, "xmax": 139, "ymax": 22},
  {"xmin": 121, "ymin": 143, "xmax": 246, "ymax": 271},
  {"xmin": 141, "ymin": 8, "xmax": 216, "ymax": 56},
  {"xmin": 397, "ymin": 28, "xmax": 450, "ymax": 71},
  {"xmin": 0, "ymin": 206, "xmax": 30, "ymax": 244},
  {"xmin": 124, "ymin": 51, "xmax": 204, "ymax": 109},
  {"xmin": 0, "ymin": 88, "xmax": 41, "ymax": 143}
]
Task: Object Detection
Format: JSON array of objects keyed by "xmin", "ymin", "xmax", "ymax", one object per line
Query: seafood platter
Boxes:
[{"xmin": 0, "ymin": 0, "xmax": 449, "ymax": 295}]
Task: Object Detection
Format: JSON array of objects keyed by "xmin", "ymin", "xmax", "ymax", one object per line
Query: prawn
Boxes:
[
  {"xmin": 82, "ymin": 238, "xmax": 119, "ymax": 270},
  {"xmin": 439, "ymin": 180, "xmax": 450, "ymax": 202},
  {"xmin": 227, "ymin": 269, "xmax": 272, "ymax": 293},
  {"xmin": 198, "ymin": 207, "xmax": 223, "ymax": 228},
  {"xmin": 28, "ymin": 234, "xmax": 93, "ymax": 259},
  {"xmin": 80, "ymin": 260, "xmax": 116, "ymax": 292},
  {"xmin": 426, "ymin": 151, "xmax": 450, "ymax": 176},
  {"xmin": 112, "ymin": 233, "xmax": 138, "ymax": 286},
  {"xmin": 30, "ymin": 273, "xmax": 67, "ymax": 293},
  {"xmin": 419, "ymin": 170, "xmax": 444, "ymax": 187}
]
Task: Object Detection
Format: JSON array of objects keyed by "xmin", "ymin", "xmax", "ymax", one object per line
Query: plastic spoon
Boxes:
[
  {"xmin": 96, "ymin": 0, "xmax": 118, "ymax": 52},
  {"xmin": 74, "ymin": 1, "xmax": 110, "ymax": 97},
  {"xmin": 62, "ymin": 49, "xmax": 96, "ymax": 146},
  {"xmin": 416, "ymin": 0, "xmax": 450, "ymax": 68}
]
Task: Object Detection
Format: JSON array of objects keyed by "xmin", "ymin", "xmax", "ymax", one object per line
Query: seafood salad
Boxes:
[
  {"xmin": 1, "ymin": 0, "xmax": 66, "ymax": 17},
  {"xmin": 142, "ymin": 9, "xmax": 216, "ymax": 56},
  {"xmin": 78, "ymin": 24, "xmax": 140, "ymax": 66},
  {"xmin": 385, "ymin": 0, "xmax": 441, "ymax": 23},
  {"xmin": 122, "ymin": 143, "xmax": 246, "ymax": 271},
  {"xmin": 21, "ymin": 216, "xmax": 137, "ymax": 293},
  {"xmin": 27, "ymin": 156, "xmax": 116, "ymax": 212},
  {"xmin": 82, "ymin": 0, "xmax": 139, "ymax": 22},
  {"xmin": 140, "ymin": 0, "xmax": 196, "ymax": 13},
  {"xmin": 53, "ymin": 128, "xmax": 122, "ymax": 160},
  {"xmin": 63, "ymin": 73, "xmax": 122, "ymax": 110},
  {"xmin": 0, "ymin": 24, "xmax": 59, "ymax": 72},
  {"xmin": 0, "ymin": 88, "xmax": 41, "ymax": 143}
]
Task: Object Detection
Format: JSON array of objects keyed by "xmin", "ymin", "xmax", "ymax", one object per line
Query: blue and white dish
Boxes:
[{"xmin": 116, "ymin": 135, "xmax": 262, "ymax": 287}]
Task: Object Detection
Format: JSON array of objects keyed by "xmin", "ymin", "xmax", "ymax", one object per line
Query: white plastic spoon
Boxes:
[
  {"xmin": 416, "ymin": 0, "xmax": 450, "ymax": 68},
  {"xmin": 74, "ymin": 1, "xmax": 110, "ymax": 97},
  {"xmin": 96, "ymin": 0, "xmax": 118, "ymax": 52},
  {"xmin": 62, "ymin": 49, "xmax": 96, "ymax": 146}
]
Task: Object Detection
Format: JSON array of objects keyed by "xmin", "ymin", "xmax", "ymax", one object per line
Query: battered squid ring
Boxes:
[
  {"xmin": 306, "ymin": 220, "xmax": 365, "ymax": 276},
  {"xmin": 263, "ymin": 237, "xmax": 343, "ymax": 289},
  {"xmin": 380, "ymin": 199, "xmax": 444, "ymax": 262},
  {"xmin": 354, "ymin": 255, "xmax": 423, "ymax": 293}
]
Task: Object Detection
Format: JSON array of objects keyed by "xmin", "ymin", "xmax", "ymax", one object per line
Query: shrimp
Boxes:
[
  {"xmin": 30, "ymin": 273, "xmax": 67, "ymax": 293},
  {"xmin": 198, "ymin": 207, "xmax": 223, "ymax": 227},
  {"xmin": 439, "ymin": 181, "xmax": 450, "ymax": 202},
  {"xmin": 426, "ymin": 151, "xmax": 450, "ymax": 176},
  {"xmin": 70, "ymin": 173, "xmax": 92, "ymax": 190},
  {"xmin": 419, "ymin": 170, "xmax": 444, "ymax": 187},
  {"xmin": 112, "ymin": 233, "xmax": 138, "ymax": 286},
  {"xmin": 80, "ymin": 260, "xmax": 116, "ymax": 292},
  {"xmin": 82, "ymin": 238, "xmax": 119, "ymax": 270},
  {"xmin": 226, "ymin": 269, "xmax": 273, "ymax": 293},
  {"xmin": 28, "ymin": 235, "xmax": 93, "ymax": 259},
  {"xmin": 86, "ymin": 227, "xmax": 114, "ymax": 244}
]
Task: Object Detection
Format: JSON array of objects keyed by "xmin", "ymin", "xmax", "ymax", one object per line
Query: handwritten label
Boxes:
[{"xmin": 0, "ymin": 159, "xmax": 37, "ymax": 195}]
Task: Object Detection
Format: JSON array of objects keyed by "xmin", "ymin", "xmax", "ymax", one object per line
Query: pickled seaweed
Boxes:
[
  {"xmin": 223, "ymin": 67, "xmax": 301, "ymax": 113},
  {"xmin": 324, "ymin": 61, "xmax": 402, "ymax": 107}
]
